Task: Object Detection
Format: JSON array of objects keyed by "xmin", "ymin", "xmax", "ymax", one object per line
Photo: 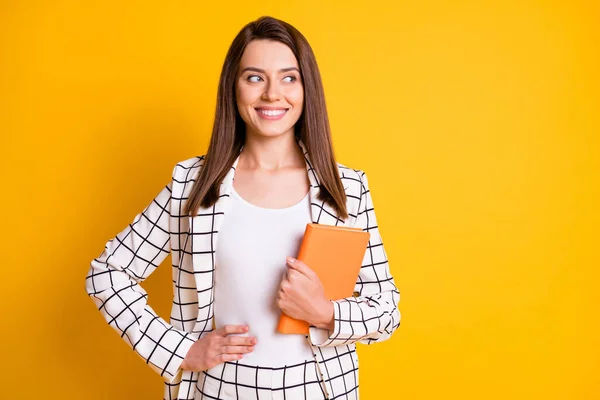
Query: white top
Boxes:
[{"xmin": 213, "ymin": 186, "xmax": 314, "ymax": 366}]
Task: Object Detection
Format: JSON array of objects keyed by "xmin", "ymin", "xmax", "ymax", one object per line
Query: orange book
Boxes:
[{"xmin": 277, "ymin": 223, "xmax": 371, "ymax": 334}]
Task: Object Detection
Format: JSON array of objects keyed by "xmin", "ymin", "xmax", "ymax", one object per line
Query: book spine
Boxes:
[
  {"xmin": 296, "ymin": 223, "xmax": 312, "ymax": 262},
  {"xmin": 276, "ymin": 224, "xmax": 313, "ymax": 335}
]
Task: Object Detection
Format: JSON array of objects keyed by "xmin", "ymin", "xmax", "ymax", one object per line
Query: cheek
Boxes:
[
  {"xmin": 236, "ymin": 85, "xmax": 257, "ymax": 122},
  {"xmin": 236, "ymin": 83, "xmax": 260, "ymax": 108},
  {"xmin": 235, "ymin": 89, "xmax": 249, "ymax": 108},
  {"xmin": 287, "ymin": 87, "xmax": 304, "ymax": 110}
]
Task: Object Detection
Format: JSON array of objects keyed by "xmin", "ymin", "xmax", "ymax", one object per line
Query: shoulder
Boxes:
[
  {"xmin": 336, "ymin": 162, "xmax": 367, "ymax": 196},
  {"xmin": 171, "ymin": 155, "xmax": 206, "ymax": 182}
]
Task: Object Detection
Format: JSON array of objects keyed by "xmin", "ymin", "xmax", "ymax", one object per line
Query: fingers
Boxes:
[
  {"xmin": 221, "ymin": 345, "xmax": 255, "ymax": 354},
  {"xmin": 286, "ymin": 257, "xmax": 315, "ymax": 278},
  {"xmin": 224, "ymin": 335, "xmax": 257, "ymax": 346},
  {"xmin": 218, "ymin": 353, "xmax": 244, "ymax": 362},
  {"xmin": 276, "ymin": 296, "xmax": 286, "ymax": 313},
  {"xmin": 183, "ymin": 327, "xmax": 257, "ymax": 371},
  {"xmin": 218, "ymin": 332, "xmax": 257, "ymax": 363},
  {"xmin": 280, "ymin": 279, "xmax": 291, "ymax": 293},
  {"xmin": 217, "ymin": 325, "xmax": 249, "ymax": 336}
]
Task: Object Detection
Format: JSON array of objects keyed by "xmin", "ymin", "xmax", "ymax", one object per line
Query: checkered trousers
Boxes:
[{"xmin": 195, "ymin": 359, "xmax": 329, "ymax": 400}]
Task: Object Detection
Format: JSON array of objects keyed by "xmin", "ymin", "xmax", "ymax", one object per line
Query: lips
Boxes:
[{"xmin": 255, "ymin": 108, "xmax": 288, "ymax": 120}]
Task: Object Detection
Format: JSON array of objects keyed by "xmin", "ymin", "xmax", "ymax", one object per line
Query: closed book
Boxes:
[{"xmin": 277, "ymin": 223, "xmax": 370, "ymax": 334}]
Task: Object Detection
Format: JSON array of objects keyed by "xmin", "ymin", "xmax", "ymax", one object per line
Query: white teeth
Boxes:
[{"xmin": 258, "ymin": 109, "xmax": 286, "ymax": 116}]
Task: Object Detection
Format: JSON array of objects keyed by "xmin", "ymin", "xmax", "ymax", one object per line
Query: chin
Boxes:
[{"xmin": 253, "ymin": 127, "xmax": 294, "ymax": 138}]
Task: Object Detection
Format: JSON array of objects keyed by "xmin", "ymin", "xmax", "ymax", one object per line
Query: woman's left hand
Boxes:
[{"xmin": 276, "ymin": 257, "xmax": 334, "ymax": 331}]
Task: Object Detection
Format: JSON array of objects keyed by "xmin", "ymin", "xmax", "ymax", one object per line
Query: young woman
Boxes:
[{"xmin": 85, "ymin": 16, "xmax": 400, "ymax": 400}]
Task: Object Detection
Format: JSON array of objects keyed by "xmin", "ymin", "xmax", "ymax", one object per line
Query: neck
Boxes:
[{"xmin": 239, "ymin": 132, "xmax": 304, "ymax": 171}]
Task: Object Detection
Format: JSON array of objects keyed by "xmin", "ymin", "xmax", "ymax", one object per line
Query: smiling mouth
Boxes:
[{"xmin": 255, "ymin": 108, "xmax": 288, "ymax": 117}]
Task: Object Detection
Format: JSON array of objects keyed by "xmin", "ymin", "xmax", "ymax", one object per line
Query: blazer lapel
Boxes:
[{"xmin": 188, "ymin": 150, "xmax": 240, "ymax": 333}]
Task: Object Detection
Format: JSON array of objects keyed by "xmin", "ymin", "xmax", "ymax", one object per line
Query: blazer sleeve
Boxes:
[
  {"xmin": 84, "ymin": 167, "xmax": 196, "ymax": 383},
  {"xmin": 309, "ymin": 170, "xmax": 401, "ymax": 347}
]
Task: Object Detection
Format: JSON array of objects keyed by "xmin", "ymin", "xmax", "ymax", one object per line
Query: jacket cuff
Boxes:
[
  {"xmin": 308, "ymin": 300, "xmax": 341, "ymax": 347},
  {"xmin": 160, "ymin": 332, "xmax": 197, "ymax": 383}
]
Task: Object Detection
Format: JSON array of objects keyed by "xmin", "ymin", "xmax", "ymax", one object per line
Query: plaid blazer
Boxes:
[{"xmin": 85, "ymin": 139, "xmax": 401, "ymax": 400}]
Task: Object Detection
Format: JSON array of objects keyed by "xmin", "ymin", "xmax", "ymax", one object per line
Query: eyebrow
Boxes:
[{"xmin": 241, "ymin": 66, "xmax": 300, "ymax": 74}]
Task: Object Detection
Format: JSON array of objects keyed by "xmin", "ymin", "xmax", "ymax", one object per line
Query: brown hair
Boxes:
[{"xmin": 184, "ymin": 16, "xmax": 348, "ymax": 219}]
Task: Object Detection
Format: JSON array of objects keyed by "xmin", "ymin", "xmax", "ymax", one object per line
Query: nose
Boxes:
[{"xmin": 262, "ymin": 81, "xmax": 282, "ymax": 101}]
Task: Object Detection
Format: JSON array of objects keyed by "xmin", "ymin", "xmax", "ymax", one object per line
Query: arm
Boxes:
[
  {"xmin": 309, "ymin": 170, "xmax": 401, "ymax": 347},
  {"xmin": 84, "ymin": 167, "xmax": 196, "ymax": 382}
]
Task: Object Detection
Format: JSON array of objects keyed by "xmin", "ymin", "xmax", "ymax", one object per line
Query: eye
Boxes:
[
  {"xmin": 247, "ymin": 75, "xmax": 263, "ymax": 83},
  {"xmin": 283, "ymin": 76, "xmax": 297, "ymax": 83}
]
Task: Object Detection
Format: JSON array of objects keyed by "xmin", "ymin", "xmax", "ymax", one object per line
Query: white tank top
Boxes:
[{"xmin": 214, "ymin": 186, "xmax": 314, "ymax": 366}]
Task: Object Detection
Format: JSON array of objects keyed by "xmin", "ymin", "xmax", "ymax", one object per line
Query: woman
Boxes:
[{"xmin": 85, "ymin": 16, "xmax": 400, "ymax": 400}]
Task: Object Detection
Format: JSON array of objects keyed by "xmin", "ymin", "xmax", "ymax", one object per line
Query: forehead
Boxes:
[{"xmin": 239, "ymin": 39, "xmax": 299, "ymax": 69}]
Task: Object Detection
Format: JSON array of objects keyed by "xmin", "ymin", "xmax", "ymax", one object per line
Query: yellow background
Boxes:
[{"xmin": 1, "ymin": 0, "xmax": 598, "ymax": 398}]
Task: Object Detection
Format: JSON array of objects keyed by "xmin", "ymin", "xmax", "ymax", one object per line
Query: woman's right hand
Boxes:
[{"xmin": 180, "ymin": 325, "xmax": 257, "ymax": 371}]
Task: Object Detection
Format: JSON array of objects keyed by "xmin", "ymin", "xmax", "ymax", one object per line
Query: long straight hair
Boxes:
[{"xmin": 184, "ymin": 16, "xmax": 348, "ymax": 219}]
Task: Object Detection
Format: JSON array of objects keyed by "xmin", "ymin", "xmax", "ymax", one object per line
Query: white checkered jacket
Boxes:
[{"xmin": 85, "ymin": 139, "xmax": 401, "ymax": 399}]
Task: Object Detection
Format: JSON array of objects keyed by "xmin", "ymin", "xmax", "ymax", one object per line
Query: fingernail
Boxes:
[{"xmin": 287, "ymin": 257, "xmax": 296, "ymax": 263}]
